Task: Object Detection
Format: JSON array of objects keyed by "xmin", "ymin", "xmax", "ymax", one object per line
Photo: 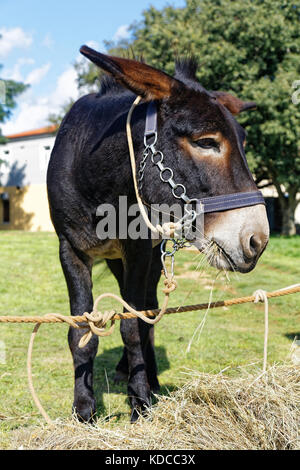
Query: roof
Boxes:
[{"xmin": 6, "ymin": 125, "xmax": 58, "ymax": 140}]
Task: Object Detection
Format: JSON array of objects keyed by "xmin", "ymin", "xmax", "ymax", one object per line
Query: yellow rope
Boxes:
[
  {"xmin": 1, "ymin": 283, "xmax": 298, "ymax": 327},
  {"xmin": 0, "ymin": 283, "xmax": 299, "ymax": 425}
]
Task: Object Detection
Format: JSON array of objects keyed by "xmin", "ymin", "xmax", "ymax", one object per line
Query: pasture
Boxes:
[{"xmin": 0, "ymin": 232, "xmax": 299, "ymax": 448}]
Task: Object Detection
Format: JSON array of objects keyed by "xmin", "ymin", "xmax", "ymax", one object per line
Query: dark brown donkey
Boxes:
[{"xmin": 47, "ymin": 46, "xmax": 269, "ymax": 422}]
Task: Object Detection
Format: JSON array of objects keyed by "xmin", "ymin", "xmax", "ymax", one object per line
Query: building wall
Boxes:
[
  {"xmin": 0, "ymin": 134, "xmax": 55, "ymax": 231},
  {"xmin": 0, "ymin": 184, "xmax": 53, "ymax": 231}
]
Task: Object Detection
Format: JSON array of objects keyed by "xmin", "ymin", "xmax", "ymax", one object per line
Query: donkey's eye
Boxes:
[{"xmin": 196, "ymin": 138, "xmax": 220, "ymax": 150}]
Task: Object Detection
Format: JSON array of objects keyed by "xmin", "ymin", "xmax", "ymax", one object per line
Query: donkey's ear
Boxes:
[
  {"xmin": 80, "ymin": 45, "xmax": 182, "ymax": 101},
  {"xmin": 212, "ymin": 91, "xmax": 256, "ymax": 115}
]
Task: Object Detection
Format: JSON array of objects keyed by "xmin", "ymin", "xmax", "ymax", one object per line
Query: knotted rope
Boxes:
[
  {"xmin": 1, "ymin": 282, "xmax": 299, "ymax": 425},
  {"xmin": 26, "ymin": 273, "xmax": 177, "ymax": 425},
  {"xmin": 78, "ymin": 275, "xmax": 177, "ymax": 348}
]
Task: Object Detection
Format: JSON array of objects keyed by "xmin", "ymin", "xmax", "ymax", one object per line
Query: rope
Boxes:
[
  {"xmin": 26, "ymin": 274, "xmax": 176, "ymax": 426},
  {"xmin": 78, "ymin": 276, "xmax": 177, "ymax": 348},
  {"xmin": 253, "ymin": 289, "xmax": 269, "ymax": 373},
  {"xmin": 1, "ymin": 283, "xmax": 298, "ymax": 326},
  {"xmin": 126, "ymin": 95, "xmax": 181, "ymax": 238},
  {"xmin": 0, "ymin": 283, "xmax": 299, "ymax": 425}
]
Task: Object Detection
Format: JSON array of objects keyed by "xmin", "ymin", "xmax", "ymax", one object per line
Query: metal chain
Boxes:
[
  {"xmin": 139, "ymin": 136, "xmax": 203, "ymax": 241},
  {"xmin": 138, "ymin": 135, "xmax": 204, "ymax": 276},
  {"xmin": 160, "ymin": 239, "xmax": 191, "ymax": 278}
]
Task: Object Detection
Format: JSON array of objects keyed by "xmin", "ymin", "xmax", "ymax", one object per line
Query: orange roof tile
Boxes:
[{"xmin": 6, "ymin": 125, "xmax": 58, "ymax": 139}]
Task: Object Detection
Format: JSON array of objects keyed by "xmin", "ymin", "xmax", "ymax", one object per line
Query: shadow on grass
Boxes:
[
  {"xmin": 93, "ymin": 345, "xmax": 176, "ymax": 420},
  {"xmin": 285, "ymin": 332, "xmax": 300, "ymax": 341}
]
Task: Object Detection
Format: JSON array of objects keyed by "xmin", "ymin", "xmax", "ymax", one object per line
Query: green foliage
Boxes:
[
  {"xmin": 0, "ymin": 63, "xmax": 29, "ymax": 144},
  {"xmin": 129, "ymin": 0, "xmax": 300, "ymax": 188}
]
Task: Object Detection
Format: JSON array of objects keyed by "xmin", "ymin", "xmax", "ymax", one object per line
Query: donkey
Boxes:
[{"xmin": 47, "ymin": 45, "xmax": 269, "ymax": 423}]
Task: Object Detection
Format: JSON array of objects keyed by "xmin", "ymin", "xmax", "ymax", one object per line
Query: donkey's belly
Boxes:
[
  {"xmin": 86, "ymin": 240, "xmax": 123, "ymax": 260},
  {"xmin": 86, "ymin": 238, "xmax": 162, "ymax": 261}
]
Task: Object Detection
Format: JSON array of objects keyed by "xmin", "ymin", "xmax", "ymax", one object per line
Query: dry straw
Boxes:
[{"xmin": 11, "ymin": 364, "xmax": 300, "ymax": 450}]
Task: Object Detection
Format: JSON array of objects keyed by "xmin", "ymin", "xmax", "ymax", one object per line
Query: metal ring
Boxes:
[
  {"xmin": 144, "ymin": 132, "xmax": 157, "ymax": 148},
  {"xmin": 160, "ymin": 167, "xmax": 174, "ymax": 183},
  {"xmin": 172, "ymin": 184, "xmax": 187, "ymax": 199},
  {"xmin": 151, "ymin": 151, "xmax": 164, "ymax": 165}
]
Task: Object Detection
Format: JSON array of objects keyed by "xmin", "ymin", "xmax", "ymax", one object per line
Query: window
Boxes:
[
  {"xmin": 39, "ymin": 144, "xmax": 52, "ymax": 171},
  {"xmin": 3, "ymin": 199, "xmax": 10, "ymax": 223}
]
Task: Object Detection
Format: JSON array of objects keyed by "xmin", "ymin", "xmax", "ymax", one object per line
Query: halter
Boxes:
[
  {"xmin": 142, "ymin": 100, "xmax": 265, "ymax": 216},
  {"xmin": 126, "ymin": 96, "xmax": 266, "ymax": 278}
]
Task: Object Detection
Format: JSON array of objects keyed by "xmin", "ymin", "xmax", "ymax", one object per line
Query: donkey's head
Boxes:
[{"xmin": 80, "ymin": 46, "xmax": 269, "ymax": 273}]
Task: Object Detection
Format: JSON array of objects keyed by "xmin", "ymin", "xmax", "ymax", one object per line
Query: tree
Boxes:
[
  {"xmin": 66, "ymin": 0, "xmax": 300, "ymax": 234},
  {"xmin": 0, "ymin": 58, "xmax": 28, "ymax": 183},
  {"xmin": 0, "ymin": 64, "xmax": 28, "ymax": 144}
]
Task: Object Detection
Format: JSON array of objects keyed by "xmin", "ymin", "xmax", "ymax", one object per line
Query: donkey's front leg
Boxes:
[
  {"xmin": 59, "ymin": 235, "xmax": 98, "ymax": 422},
  {"xmin": 121, "ymin": 241, "xmax": 152, "ymax": 422}
]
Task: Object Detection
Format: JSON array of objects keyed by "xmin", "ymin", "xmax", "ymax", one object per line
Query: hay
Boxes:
[{"xmin": 11, "ymin": 365, "xmax": 300, "ymax": 450}]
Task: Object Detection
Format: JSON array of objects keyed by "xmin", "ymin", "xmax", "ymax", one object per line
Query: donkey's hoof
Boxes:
[
  {"xmin": 150, "ymin": 384, "xmax": 160, "ymax": 394},
  {"xmin": 114, "ymin": 370, "xmax": 128, "ymax": 384},
  {"xmin": 73, "ymin": 398, "xmax": 96, "ymax": 423},
  {"xmin": 129, "ymin": 389, "xmax": 151, "ymax": 423},
  {"xmin": 130, "ymin": 402, "xmax": 150, "ymax": 423},
  {"xmin": 149, "ymin": 377, "xmax": 160, "ymax": 394},
  {"xmin": 130, "ymin": 407, "xmax": 140, "ymax": 423}
]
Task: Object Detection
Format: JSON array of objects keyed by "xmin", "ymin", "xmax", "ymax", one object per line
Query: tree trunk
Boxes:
[
  {"xmin": 276, "ymin": 186, "xmax": 299, "ymax": 236},
  {"xmin": 281, "ymin": 203, "xmax": 297, "ymax": 235}
]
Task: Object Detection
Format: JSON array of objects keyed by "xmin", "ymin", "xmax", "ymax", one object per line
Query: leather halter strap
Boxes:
[{"xmin": 145, "ymin": 101, "xmax": 265, "ymax": 214}]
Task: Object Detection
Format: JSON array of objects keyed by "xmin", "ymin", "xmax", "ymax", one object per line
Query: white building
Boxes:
[{"xmin": 0, "ymin": 126, "xmax": 56, "ymax": 231}]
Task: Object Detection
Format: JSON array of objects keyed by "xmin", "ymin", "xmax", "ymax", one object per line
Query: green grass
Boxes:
[{"xmin": 0, "ymin": 231, "xmax": 299, "ymax": 446}]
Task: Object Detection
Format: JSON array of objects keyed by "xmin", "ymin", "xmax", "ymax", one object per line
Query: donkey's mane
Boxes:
[
  {"xmin": 98, "ymin": 56, "xmax": 204, "ymax": 97},
  {"xmin": 99, "ymin": 73, "xmax": 126, "ymax": 96},
  {"xmin": 174, "ymin": 57, "xmax": 199, "ymax": 81}
]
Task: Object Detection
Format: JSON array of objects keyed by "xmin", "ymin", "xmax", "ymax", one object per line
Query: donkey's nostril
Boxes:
[
  {"xmin": 250, "ymin": 234, "xmax": 260, "ymax": 252},
  {"xmin": 241, "ymin": 233, "xmax": 262, "ymax": 260}
]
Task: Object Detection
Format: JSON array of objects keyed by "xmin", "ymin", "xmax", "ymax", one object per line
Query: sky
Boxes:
[{"xmin": 0, "ymin": 0, "xmax": 185, "ymax": 135}]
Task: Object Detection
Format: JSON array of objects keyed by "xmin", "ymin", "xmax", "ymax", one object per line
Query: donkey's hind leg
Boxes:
[
  {"xmin": 59, "ymin": 235, "xmax": 98, "ymax": 423},
  {"xmin": 106, "ymin": 259, "xmax": 129, "ymax": 384},
  {"xmin": 142, "ymin": 243, "xmax": 162, "ymax": 393},
  {"xmin": 119, "ymin": 240, "xmax": 155, "ymax": 422},
  {"xmin": 111, "ymin": 245, "xmax": 162, "ymax": 393}
]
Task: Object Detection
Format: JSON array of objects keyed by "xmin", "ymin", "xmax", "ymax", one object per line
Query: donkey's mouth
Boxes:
[{"xmin": 203, "ymin": 239, "xmax": 257, "ymax": 274}]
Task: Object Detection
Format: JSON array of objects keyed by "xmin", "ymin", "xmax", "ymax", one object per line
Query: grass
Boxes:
[{"xmin": 0, "ymin": 232, "xmax": 299, "ymax": 448}]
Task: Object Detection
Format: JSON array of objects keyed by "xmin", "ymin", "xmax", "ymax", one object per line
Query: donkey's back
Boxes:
[{"xmin": 47, "ymin": 88, "xmax": 141, "ymax": 249}]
